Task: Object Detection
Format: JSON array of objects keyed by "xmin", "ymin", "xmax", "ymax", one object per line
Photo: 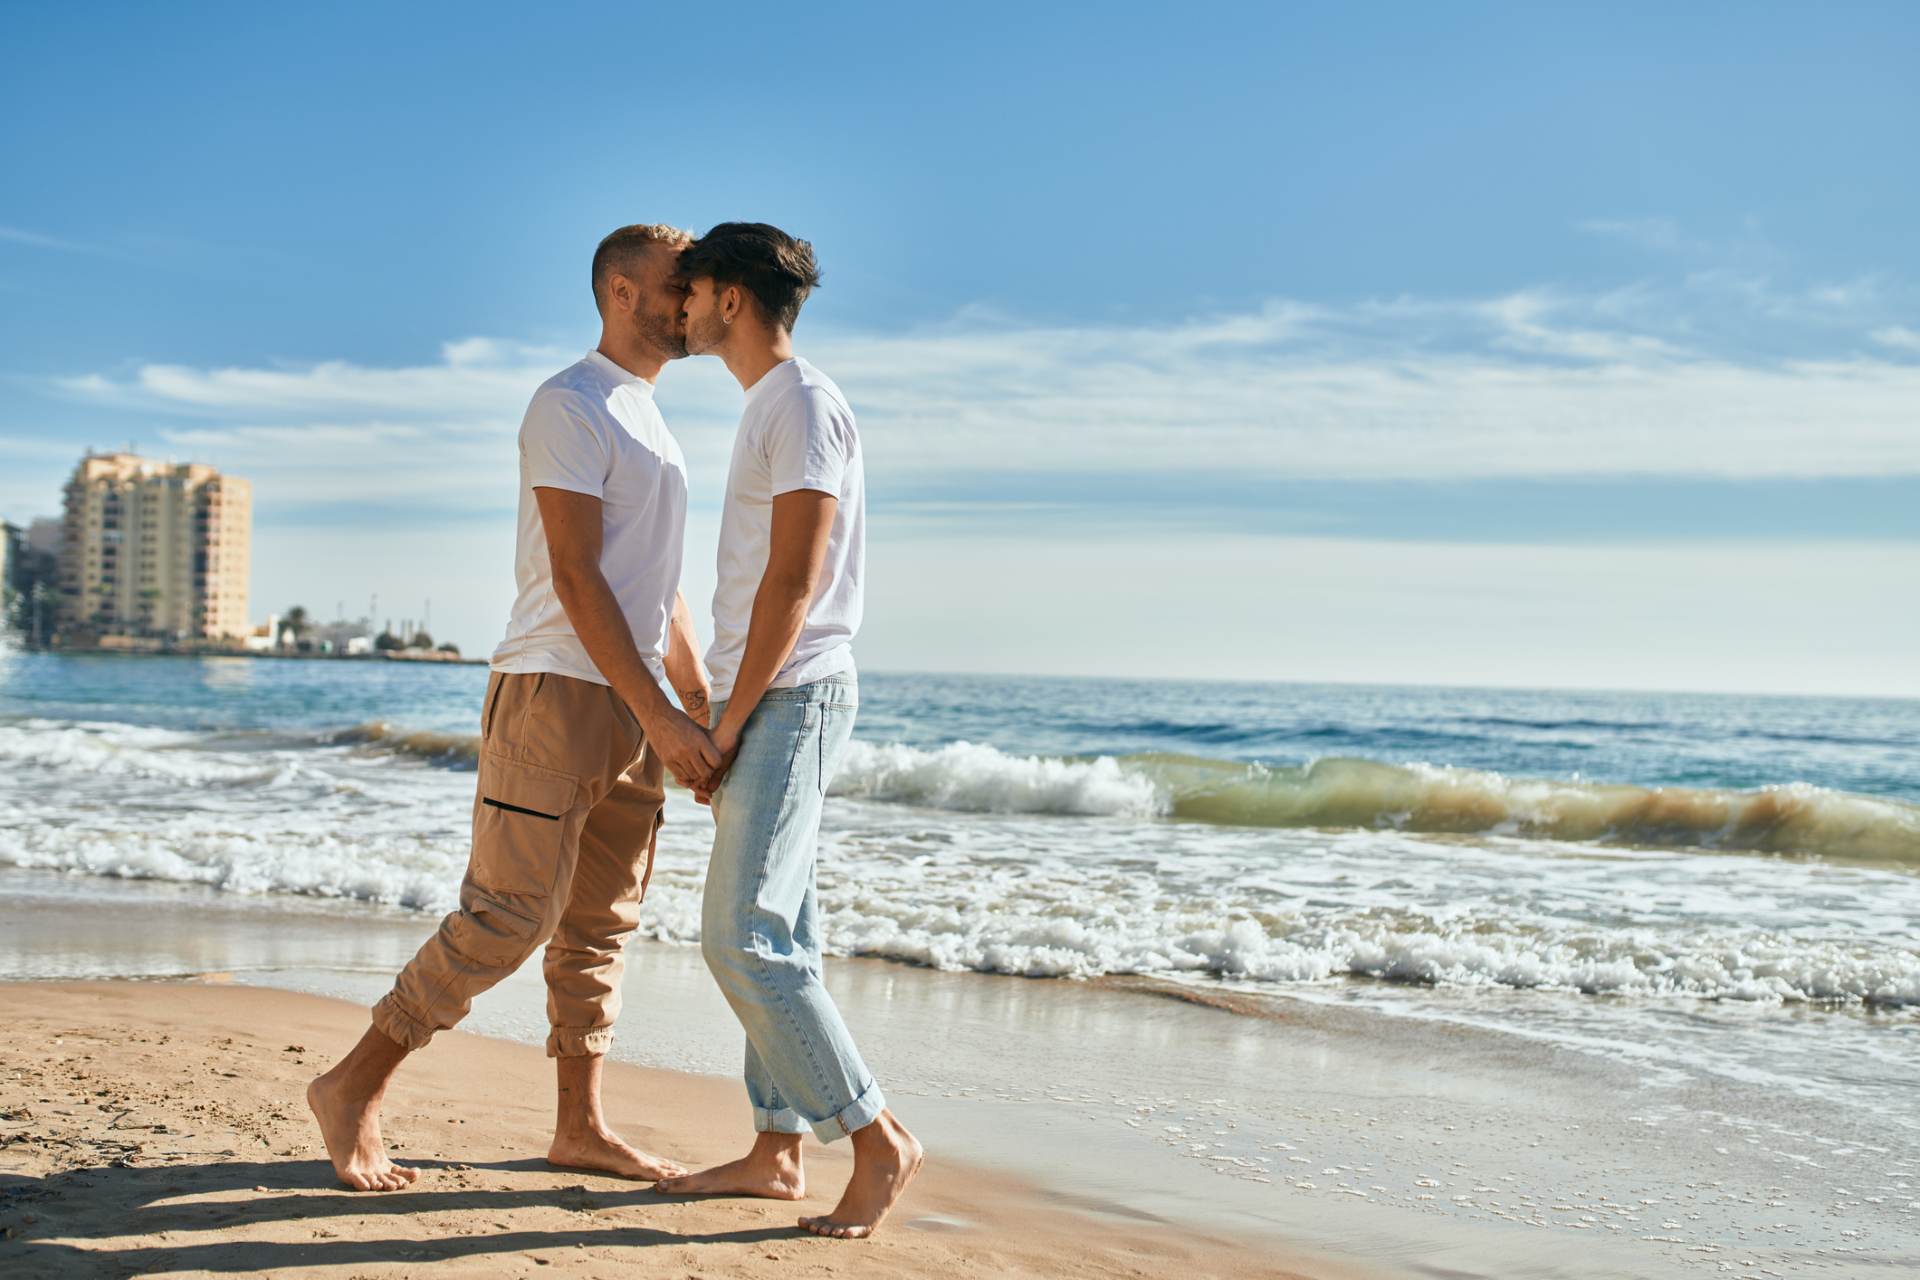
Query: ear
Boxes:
[{"xmin": 721, "ymin": 284, "xmax": 742, "ymax": 323}]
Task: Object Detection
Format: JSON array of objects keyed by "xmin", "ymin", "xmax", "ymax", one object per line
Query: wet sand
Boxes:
[
  {"xmin": 3, "ymin": 869, "xmax": 1914, "ymax": 1279},
  {"xmin": 0, "ymin": 981, "xmax": 1335, "ymax": 1279}
]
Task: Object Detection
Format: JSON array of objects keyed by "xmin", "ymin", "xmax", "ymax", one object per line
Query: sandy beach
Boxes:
[
  {"xmin": 4, "ymin": 866, "xmax": 1914, "ymax": 1279},
  {"xmin": 0, "ymin": 980, "xmax": 1333, "ymax": 1279}
]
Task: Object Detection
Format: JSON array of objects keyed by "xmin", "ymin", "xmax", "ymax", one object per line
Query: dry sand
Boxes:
[{"xmin": 0, "ymin": 980, "xmax": 1337, "ymax": 1279}]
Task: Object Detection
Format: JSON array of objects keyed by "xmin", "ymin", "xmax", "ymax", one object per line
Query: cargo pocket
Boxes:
[
  {"xmin": 639, "ymin": 808, "xmax": 665, "ymax": 901},
  {"xmin": 470, "ymin": 751, "xmax": 578, "ymax": 896}
]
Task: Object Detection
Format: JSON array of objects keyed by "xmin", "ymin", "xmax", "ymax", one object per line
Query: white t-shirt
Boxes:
[
  {"xmin": 706, "ymin": 357, "xmax": 865, "ymax": 703},
  {"xmin": 490, "ymin": 351, "xmax": 688, "ymax": 687}
]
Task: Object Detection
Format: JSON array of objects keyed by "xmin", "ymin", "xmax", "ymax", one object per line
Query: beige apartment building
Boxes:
[{"xmin": 57, "ymin": 452, "xmax": 252, "ymax": 642}]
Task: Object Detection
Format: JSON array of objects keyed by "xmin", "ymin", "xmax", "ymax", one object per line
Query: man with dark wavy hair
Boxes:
[{"xmin": 656, "ymin": 223, "xmax": 923, "ymax": 1238}]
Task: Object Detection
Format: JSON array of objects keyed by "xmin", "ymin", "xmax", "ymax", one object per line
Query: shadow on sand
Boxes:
[{"xmin": 0, "ymin": 1156, "xmax": 796, "ymax": 1277}]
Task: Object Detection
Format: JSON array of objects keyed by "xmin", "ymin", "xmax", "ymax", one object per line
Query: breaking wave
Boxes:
[
  {"xmin": 330, "ymin": 720, "xmax": 481, "ymax": 767},
  {"xmin": 834, "ymin": 742, "xmax": 1920, "ymax": 865},
  {"xmin": 3, "ymin": 716, "xmax": 1917, "ymax": 1009},
  {"xmin": 5, "ymin": 717, "xmax": 1915, "ymax": 865}
]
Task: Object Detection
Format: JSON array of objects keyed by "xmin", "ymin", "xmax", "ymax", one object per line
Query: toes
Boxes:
[
  {"xmin": 395, "ymin": 1165, "xmax": 419, "ymax": 1183},
  {"xmin": 345, "ymin": 1172, "xmax": 374, "ymax": 1192},
  {"xmin": 799, "ymin": 1218, "xmax": 870, "ymax": 1240}
]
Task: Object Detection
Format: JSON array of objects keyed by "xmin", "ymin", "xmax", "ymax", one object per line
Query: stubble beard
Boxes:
[
  {"xmin": 637, "ymin": 309, "xmax": 689, "ymax": 361},
  {"xmin": 684, "ymin": 310, "xmax": 726, "ymax": 358}
]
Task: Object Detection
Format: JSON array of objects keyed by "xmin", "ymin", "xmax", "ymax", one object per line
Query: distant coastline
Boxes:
[{"xmin": 11, "ymin": 643, "xmax": 487, "ymax": 667}]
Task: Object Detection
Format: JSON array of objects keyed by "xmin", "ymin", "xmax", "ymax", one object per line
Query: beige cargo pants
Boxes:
[{"xmin": 372, "ymin": 671, "xmax": 665, "ymax": 1058}]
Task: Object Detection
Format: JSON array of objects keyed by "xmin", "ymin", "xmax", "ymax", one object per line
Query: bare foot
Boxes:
[
  {"xmin": 547, "ymin": 1127, "xmax": 687, "ymax": 1182},
  {"xmin": 800, "ymin": 1111, "xmax": 923, "ymax": 1239},
  {"xmin": 305, "ymin": 1075, "xmax": 418, "ymax": 1192},
  {"xmin": 656, "ymin": 1131, "xmax": 804, "ymax": 1200}
]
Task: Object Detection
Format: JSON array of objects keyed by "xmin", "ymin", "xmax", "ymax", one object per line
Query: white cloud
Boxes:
[
  {"xmin": 1576, "ymin": 216, "xmax": 1691, "ymax": 254},
  {"xmin": 1872, "ymin": 325, "xmax": 1920, "ymax": 354},
  {"xmin": 1677, "ymin": 269, "xmax": 1886, "ymax": 324},
  {"xmin": 0, "ymin": 225, "xmax": 91, "ymax": 253},
  {"xmin": 31, "ymin": 274, "xmax": 1918, "ymax": 689},
  {"xmin": 47, "ymin": 287, "xmax": 1920, "ymax": 512}
]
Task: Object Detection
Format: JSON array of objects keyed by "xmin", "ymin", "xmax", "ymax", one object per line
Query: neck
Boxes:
[
  {"xmin": 594, "ymin": 328, "xmax": 666, "ymax": 382},
  {"xmin": 719, "ymin": 325, "xmax": 795, "ymax": 392}
]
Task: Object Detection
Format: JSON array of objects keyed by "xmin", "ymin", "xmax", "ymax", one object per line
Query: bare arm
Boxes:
[
  {"xmin": 534, "ymin": 486, "xmax": 720, "ymax": 786},
  {"xmin": 664, "ymin": 590, "xmax": 710, "ymax": 726},
  {"xmin": 711, "ymin": 489, "xmax": 838, "ymax": 757}
]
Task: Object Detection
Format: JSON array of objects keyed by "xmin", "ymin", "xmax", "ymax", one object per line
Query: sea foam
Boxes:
[
  {"xmin": 8, "ymin": 715, "xmax": 1919, "ymax": 864},
  {"xmin": 834, "ymin": 742, "xmax": 1920, "ymax": 865},
  {"xmin": 4, "ymin": 716, "xmax": 1917, "ymax": 1009}
]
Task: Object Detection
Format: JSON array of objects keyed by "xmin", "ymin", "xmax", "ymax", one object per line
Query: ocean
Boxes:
[{"xmin": 3, "ymin": 651, "xmax": 1917, "ymax": 1031}]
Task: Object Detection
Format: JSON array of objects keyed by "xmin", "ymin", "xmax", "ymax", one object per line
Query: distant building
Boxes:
[
  {"xmin": 26, "ymin": 517, "xmax": 62, "ymax": 559},
  {"xmin": 1, "ymin": 520, "xmax": 19, "ymax": 614},
  {"xmin": 242, "ymin": 614, "xmax": 281, "ymax": 652},
  {"xmin": 307, "ymin": 617, "xmax": 377, "ymax": 655},
  {"xmin": 56, "ymin": 452, "xmax": 252, "ymax": 643},
  {"xmin": 3, "ymin": 518, "xmax": 59, "ymax": 642}
]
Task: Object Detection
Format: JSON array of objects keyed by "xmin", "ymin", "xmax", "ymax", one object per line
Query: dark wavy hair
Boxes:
[{"xmin": 677, "ymin": 222, "xmax": 821, "ymax": 332}]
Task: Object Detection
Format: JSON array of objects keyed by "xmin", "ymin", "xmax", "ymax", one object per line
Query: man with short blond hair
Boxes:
[{"xmin": 306, "ymin": 222, "xmax": 720, "ymax": 1192}]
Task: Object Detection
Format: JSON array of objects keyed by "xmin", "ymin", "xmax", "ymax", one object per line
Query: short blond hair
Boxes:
[{"xmin": 592, "ymin": 223, "xmax": 693, "ymax": 307}]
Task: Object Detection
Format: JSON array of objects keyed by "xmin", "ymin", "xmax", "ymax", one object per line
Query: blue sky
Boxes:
[{"xmin": 3, "ymin": 2, "xmax": 1917, "ymax": 693}]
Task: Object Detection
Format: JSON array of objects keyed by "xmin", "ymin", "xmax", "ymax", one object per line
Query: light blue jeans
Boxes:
[{"xmin": 702, "ymin": 672, "xmax": 883, "ymax": 1143}]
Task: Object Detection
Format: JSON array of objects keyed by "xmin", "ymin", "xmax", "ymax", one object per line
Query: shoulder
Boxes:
[
  {"xmin": 793, "ymin": 361, "xmax": 853, "ymax": 416},
  {"xmin": 767, "ymin": 373, "xmax": 854, "ymax": 437},
  {"xmin": 754, "ymin": 386, "xmax": 853, "ymax": 469},
  {"xmin": 522, "ymin": 375, "xmax": 608, "ymax": 440}
]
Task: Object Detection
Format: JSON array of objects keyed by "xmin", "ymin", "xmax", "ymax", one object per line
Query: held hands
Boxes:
[
  {"xmin": 692, "ymin": 720, "xmax": 741, "ymax": 805},
  {"xmin": 671, "ymin": 684, "xmax": 735, "ymax": 802},
  {"xmin": 647, "ymin": 705, "xmax": 723, "ymax": 791}
]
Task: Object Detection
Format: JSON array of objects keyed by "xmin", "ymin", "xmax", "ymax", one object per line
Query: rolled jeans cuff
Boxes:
[
  {"xmin": 755, "ymin": 1105, "xmax": 809, "ymax": 1135},
  {"xmin": 371, "ymin": 993, "xmax": 437, "ymax": 1052},
  {"xmin": 810, "ymin": 1078, "xmax": 886, "ymax": 1145},
  {"xmin": 547, "ymin": 1026, "xmax": 615, "ymax": 1059}
]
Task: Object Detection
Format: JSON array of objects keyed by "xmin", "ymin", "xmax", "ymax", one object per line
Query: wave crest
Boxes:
[
  {"xmin": 1156, "ymin": 755, "xmax": 1920, "ymax": 864},
  {"xmin": 7, "ymin": 714, "xmax": 1913, "ymax": 864},
  {"xmin": 329, "ymin": 721, "xmax": 481, "ymax": 767},
  {"xmin": 833, "ymin": 742, "xmax": 1920, "ymax": 864},
  {"xmin": 834, "ymin": 740, "xmax": 1163, "ymax": 817}
]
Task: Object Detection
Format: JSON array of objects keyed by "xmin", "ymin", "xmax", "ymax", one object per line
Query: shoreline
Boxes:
[
  {"xmin": 5, "ymin": 869, "xmax": 1915, "ymax": 1277},
  {"xmin": 0, "ymin": 980, "xmax": 1338, "ymax": 1280}
]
